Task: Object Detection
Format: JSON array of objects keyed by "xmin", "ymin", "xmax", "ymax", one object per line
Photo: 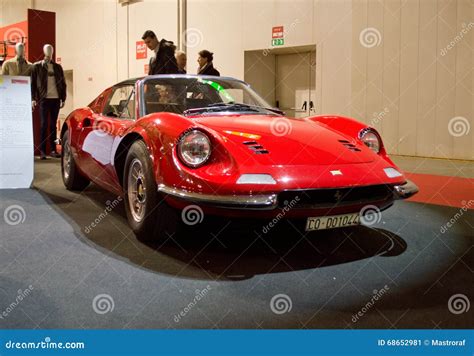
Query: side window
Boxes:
[
  {"xmin": 102, "ymin": 85, "xmax": 135, "ymax": 120},
  {"xmin": 89, "ymin": 89, "xmax": 110, "ymax": 113}
]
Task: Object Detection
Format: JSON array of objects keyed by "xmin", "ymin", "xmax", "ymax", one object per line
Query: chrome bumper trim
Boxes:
[
  {"xmin": 157, "ymin": 184, "xmax": 278, "ymax": 210},
  {"xmin": 393, "ymin": 180, "xmax": 419, "ymax": 199}
]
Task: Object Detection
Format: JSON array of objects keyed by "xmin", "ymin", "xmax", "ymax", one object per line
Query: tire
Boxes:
[
  {"xmin": 61, "ymin": 130, "xmax": 90, "ymax": 191},
  {"xmin": 123, "ymin": 140, "xmax": 179, "ymax": 242}
]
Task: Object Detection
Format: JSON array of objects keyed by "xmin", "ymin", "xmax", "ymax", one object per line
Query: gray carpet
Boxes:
[{"xmin": 0, "ymin": 158, "xmax": 472, "ymax": 328}]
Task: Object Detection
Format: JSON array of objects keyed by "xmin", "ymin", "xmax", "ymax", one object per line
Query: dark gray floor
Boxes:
[{"xmin": 0, "ymin": 158, "xmax": 472, "ymax": 328}]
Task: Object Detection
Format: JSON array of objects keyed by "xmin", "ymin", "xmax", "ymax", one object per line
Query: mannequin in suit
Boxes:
[{"xmin": 31, "ymin": 44, "xmax": 66, "ymax": 159}]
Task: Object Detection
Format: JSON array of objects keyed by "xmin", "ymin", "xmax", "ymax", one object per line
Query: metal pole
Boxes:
[{"xmin": 177, "ymin": 0, "xmax": 187, "ymax": 53}]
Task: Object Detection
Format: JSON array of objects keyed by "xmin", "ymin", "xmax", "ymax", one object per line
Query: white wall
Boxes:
[
  {"xmin": 0, "ymin": 0, "xmax": 32, "ymax": 26},
  {"xmin": 350, "ymin": 0, "xmax": 473, "ymax": 159},
  {"xmin": 1, "ymin": 0, "xmax": 472, "ymax": 160}
]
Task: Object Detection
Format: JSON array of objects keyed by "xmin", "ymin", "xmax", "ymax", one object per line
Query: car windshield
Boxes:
[{"xmin": 141, "ymin": 76, "xmax": 281, "ymax": 116}]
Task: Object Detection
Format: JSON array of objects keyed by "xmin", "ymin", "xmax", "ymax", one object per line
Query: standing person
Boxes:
[
  {"xmin": 31, "ymin": 44, "xmax": 66, "ymax": 159},
  {"xmin": 142, "ymin": 30, "xmax": 179, "ymax": 75},
  {"xmin": 197, "ymin": 50, "xmax": 220, "ymax": 76},
  {"xmin": 175, "ymin": 50, "xmax": 187, "ymax": 74},
  {"xmin": 1, "ymin": 43, "xmax": 32, "ymax": 76}
]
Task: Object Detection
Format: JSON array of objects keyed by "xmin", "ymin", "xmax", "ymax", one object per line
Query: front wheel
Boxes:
[
  {"xmin": 61, "ymin": 130, "xmax": 90, "ymax": 191},
  {"xmin": 123, "ymin": 140, "xmax": 179, "ymax": 242}
]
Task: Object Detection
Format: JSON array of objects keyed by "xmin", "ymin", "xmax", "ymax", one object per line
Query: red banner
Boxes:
[{"xmin": 0, "ymin": 21, "xmax": 28, "ymax": 61}]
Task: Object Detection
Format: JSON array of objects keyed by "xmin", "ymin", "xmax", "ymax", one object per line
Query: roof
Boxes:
[{"xmin": 114, "ymin": 74, "xmax": 247, "ymax": 86}]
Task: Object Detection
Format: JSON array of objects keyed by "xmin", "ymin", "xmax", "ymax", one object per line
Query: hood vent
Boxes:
[
  {"xmin": 339, "ymin": 139, "xmax": 361, "ymax": 152},
  {"xmin": 243, "ymin": 141, "xmax": 269, "ymax": 154}
]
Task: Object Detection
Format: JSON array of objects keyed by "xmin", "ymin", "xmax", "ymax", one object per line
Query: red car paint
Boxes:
[{"xmin": 61, "ymin": 76, "xmax": 416, "ymax": 219}]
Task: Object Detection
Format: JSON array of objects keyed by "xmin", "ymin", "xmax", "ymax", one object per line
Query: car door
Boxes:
[{"xmin": 80, "ymin": 85, "xmax": 136, "ymax": 193}]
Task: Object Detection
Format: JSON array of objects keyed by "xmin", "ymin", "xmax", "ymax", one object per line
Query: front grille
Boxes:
[{"xmin": 278, "ymin": 184, "xmax": 394, "ymax": 208}]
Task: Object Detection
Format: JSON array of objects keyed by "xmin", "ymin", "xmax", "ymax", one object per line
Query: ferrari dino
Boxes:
[{"xmin": 60, "ymin": 75, "xmax": 418, "ymax": 240}]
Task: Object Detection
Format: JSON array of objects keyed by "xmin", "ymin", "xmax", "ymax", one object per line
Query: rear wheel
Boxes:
[
  {"xmin": 123, "ymin": 140, "xmax": 179, "ymax": 242},
  {"xmin": 61, "ymin": 130, "xmax": 90, "ymax": 191}
]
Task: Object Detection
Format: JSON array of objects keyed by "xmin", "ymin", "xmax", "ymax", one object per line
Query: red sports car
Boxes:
[{"xmin": 60, "ymin": 75, "xmax": 418, "ymax": 240}]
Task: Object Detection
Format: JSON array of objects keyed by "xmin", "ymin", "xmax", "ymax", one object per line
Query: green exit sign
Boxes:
[{"xmin": 272, "ymin": 38, "xmax": 284, "ymax": 46}]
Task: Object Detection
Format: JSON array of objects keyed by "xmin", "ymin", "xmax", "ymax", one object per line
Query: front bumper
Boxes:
[
  {"xmin": 158, "ymin": 184, "xmax": 277, "ymax": 210},
  {"xmin": 158, "ymin": 180, "xmax": 418, "ymax": 211}
]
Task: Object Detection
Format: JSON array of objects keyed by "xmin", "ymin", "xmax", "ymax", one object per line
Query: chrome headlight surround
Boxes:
[
  {"xmin": 359, "ymin": 128, "xmax": 382, "ymax": 154},
  {"xmin": 177, "ymin": 129, "xmax": 212, "ymax": 168}
]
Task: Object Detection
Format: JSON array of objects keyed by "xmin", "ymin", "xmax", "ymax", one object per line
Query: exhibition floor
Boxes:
[{"xmin": 0, "ymin": 156, "xmax": 472, "ymax": 328}]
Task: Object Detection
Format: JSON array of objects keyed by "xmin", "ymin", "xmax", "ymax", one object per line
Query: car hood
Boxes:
[{"xmin": 192, "ymin": 114, "xmax": 376, "ymax": 166}]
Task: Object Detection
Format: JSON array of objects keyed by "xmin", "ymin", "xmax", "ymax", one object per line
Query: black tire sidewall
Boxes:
[
  {"xmin": 61, "ymin": 130, "xmax": 89, "ymax": 190},
  {"xmin": 123, "ymin": 140, "xmax": 160, "ymax": 238}
]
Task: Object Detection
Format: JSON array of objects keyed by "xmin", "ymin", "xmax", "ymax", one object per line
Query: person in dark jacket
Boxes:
[
  {"xmin": 31, "ymin": 44, "xmax": 66, "ymax": 159},
  {"xmin": 142, "ymin": 30, "xmax": 179, "ymax": 75},
  {"xmin": 197, "ymin": 50, "xmax": 220, "ymax": 76}
]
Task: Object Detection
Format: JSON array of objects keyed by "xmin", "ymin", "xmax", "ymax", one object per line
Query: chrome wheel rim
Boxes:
[
  {"xmin": 127, "ymin": 158, "xmax": 147, "ymax": 222},
  {"xmin": 62, "ymin": 139, "xmax": 71, "ymax": 181}
]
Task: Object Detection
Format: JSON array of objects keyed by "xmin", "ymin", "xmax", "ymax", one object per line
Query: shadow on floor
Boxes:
[{"xmin": 37, "ymin": 185, "xmax": 407, "ymax": 281}]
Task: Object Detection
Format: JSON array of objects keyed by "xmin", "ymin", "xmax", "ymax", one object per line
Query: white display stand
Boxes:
[{"xmin": 0, "ymin": 75, "xmax": 34, "ymax": 189}]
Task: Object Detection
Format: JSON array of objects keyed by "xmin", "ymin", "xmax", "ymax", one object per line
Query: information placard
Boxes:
[{"xmin": 0, "ymin": 75, "xmax": 34, "ymax": 189}]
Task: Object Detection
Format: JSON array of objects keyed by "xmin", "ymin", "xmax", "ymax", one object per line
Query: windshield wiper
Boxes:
[{"xmin": 183, "ymin": 102, "xmax": 283, "ymax": 116}]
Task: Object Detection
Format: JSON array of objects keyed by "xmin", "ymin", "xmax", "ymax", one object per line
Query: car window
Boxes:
[
  {"xmin": 142, "ymin": 77, "xmax": 275, "ymax": 116},
  {"xmin": 103, "ymin": 85, "xmax": 135, "ymax": 119},
  {"xmin": 89, "ymin": 89, "xmax": 110, "ymax": 114}
]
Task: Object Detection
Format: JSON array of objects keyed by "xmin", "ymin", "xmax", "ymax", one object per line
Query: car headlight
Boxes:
[
  {"xmin": 177, "ymin": 130, "xmax": 211, "ymax": 167},
  {"xmin": 359, "ymin": 128, "xmax": 381, "ymax": 153}
]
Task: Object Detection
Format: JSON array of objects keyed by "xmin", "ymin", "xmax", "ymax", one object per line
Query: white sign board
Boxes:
[{"xmin": 0, "ymin": 75, "xmax": 34, "ymax": 189}]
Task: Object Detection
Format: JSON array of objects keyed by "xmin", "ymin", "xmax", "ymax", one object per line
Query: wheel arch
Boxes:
[{"xmin": 114, "ymin": 131, "xmax": 159, "ymax": 188}]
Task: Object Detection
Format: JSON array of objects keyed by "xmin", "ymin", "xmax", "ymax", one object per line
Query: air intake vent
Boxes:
[
  {"xmin": 338, "ymin": 139, "xmax": 361, "ymax": 152},
  {"xmin": 243, "ymin": 141, "xmax": 269, "ymax": 154}
]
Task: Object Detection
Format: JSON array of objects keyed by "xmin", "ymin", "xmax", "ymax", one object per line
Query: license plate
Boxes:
[{"xmin": 305, "ymin": 213, "xmax": 360, "ymax": 231}]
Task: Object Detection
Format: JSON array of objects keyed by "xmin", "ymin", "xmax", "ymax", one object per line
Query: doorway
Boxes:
[{"xmin": 244, "ymin": 45, "xmax": 316, "ymax": 118}]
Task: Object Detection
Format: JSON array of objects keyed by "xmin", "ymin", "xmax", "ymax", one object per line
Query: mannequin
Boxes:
[
  {"xmin": 0, "ymin": 42, "xmax": 32, "ymax": 76},
  {"xmin": 31, "ymin": 44, "xmax": 67, "ymax": 159}
]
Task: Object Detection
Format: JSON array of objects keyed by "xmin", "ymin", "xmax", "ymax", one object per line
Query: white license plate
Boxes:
[{"xmin": 305, "ymin": 213, "xmax": 360, "ymax": 231}]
